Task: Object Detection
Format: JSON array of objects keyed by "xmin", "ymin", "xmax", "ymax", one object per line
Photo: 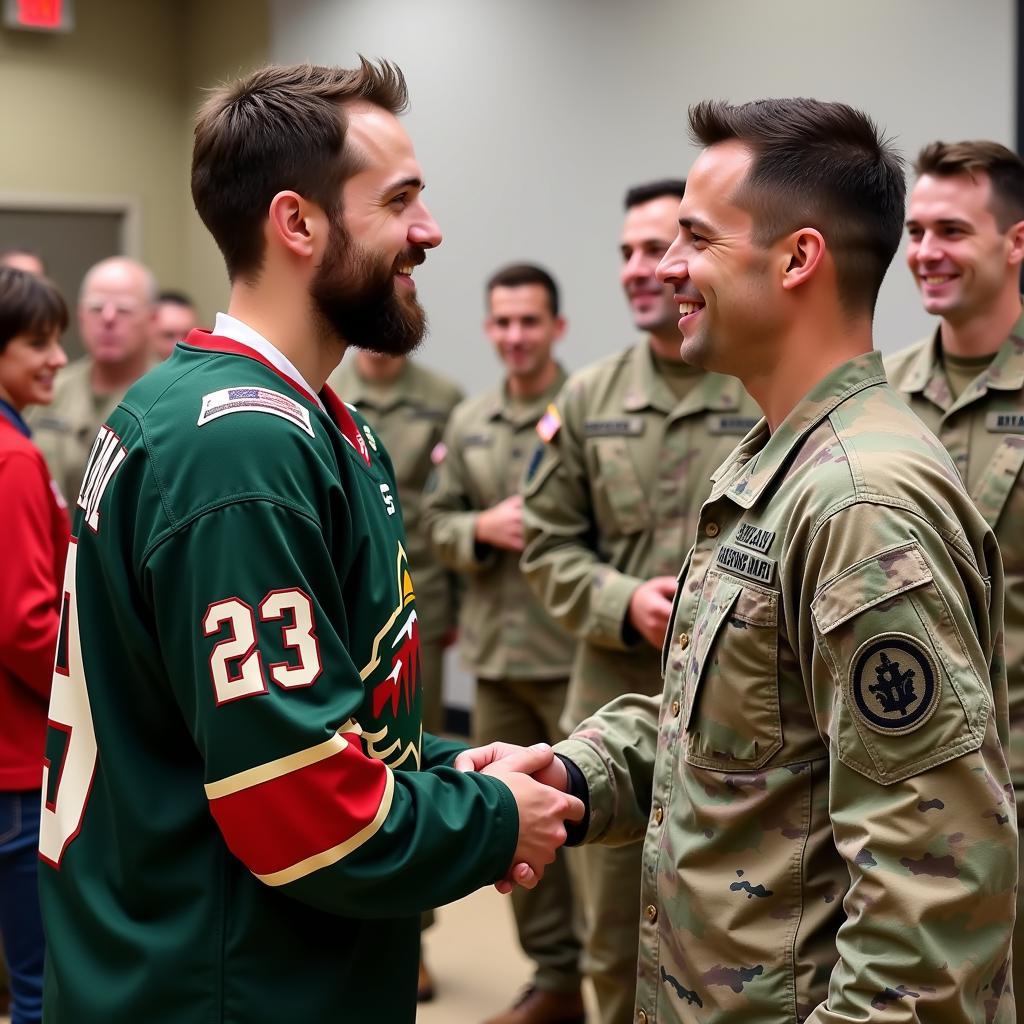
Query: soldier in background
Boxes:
[
  {"xmin": 467, "ymin": 97, "xmax": 1017, "ymax": 1023},
  {"xmin": 28, "ymin": 255, "xmax": 156, "ymax": 503},
  {"xmin": 328, "ymin": 348, "xmax": 463, "ymax": 1002},
  {"xmin": 886, "ymin": 138, "xmax": 1024, "ymax": 1004},
  {"xmin": 425, "ymin": 264, "xmax": 584, "ymax": 1024},
  {"xmin": 516, "ymin": 182, "xmax": 759, "ymax": 1024},
  {"xmin": 151, "ymin": 290, "xmax": 199, "ymax": 361}
]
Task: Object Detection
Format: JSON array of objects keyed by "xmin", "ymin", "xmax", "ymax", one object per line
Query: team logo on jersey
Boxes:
[
  {"xmin": 359, "ymin": 543, "xmax": 422, "ymax": 768},
  {"xmin": 362, "ymin": 424, "xmax": 378, "ymax": 451},
  {"xmin": 848, "ymin": 632, "xmax": 940, "ymax": 735}
]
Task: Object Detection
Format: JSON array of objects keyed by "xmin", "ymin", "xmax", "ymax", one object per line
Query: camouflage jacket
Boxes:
[
  {"xmin": 423, "ymin": 368, "xmax": 575, "ymax": 680},
  {"xmin": 886, "ymin": 317, "xmax": 1024, "ymax": 807},
  {"xmin": 27, "ymin": 357, "xmax": 130, "ymax": 506},
  {"xmin": 328, "ymin": 358, "xmax": 464, "ymax": 642},
  {"xmin": 557, "ymin": 351, "xmax": 1016, "ymax": 1023},
  {"xmin": 521, "ymin": 340, "xmax": 759, "ymax": 729}
]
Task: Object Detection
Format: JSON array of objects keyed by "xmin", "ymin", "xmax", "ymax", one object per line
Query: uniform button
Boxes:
[
  {"xmin": 671, "ymin": 699, "xmax": 681, "ymax": 717},
  {"xmin": 653, "ymin": 805, "xmax": 664, "ymax": 825},
  {"xmin": 645, "ymin": 904, "xmax": 658, "ymax": 922},
  {"xmin": 678, "ymin": 632, "xmax": 689, "ymax": 650},
  {"xmin": 638, "ymin": 1011, "xmax": 648, "ymax": 1024},
  {"xmin": 705, "ymin": 522, "xmax": 720, "ymax": 538}
]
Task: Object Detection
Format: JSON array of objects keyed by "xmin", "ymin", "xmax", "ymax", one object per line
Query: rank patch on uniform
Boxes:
[
  {"xmin": 198, "ymin": 387, "xmax": 314, "ymax": 437},
  {"xmin": 536, "ymin": 403, "xmax": 561, "ymax": 442},
  {"xmin": 716, "ymin": 544, "xmax": 775, "ymax": 585},
  {"xmin": 583, "ymin": 417, "xmax": 644, "ymax": 437},
  {"xmin": 706, "ymin": 413, "xmax": 759, "ymax": 436},
  {"xmin": 848, "ymin": 633, "xmax": 940, "ymax": 735},
  {"xmin": 985, "ymin": 412, "xmax": 1024, "ymax": 433}
]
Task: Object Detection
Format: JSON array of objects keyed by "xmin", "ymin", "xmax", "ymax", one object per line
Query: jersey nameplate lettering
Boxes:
[
  {"xmin": 198, "ymin": 387, "xmax": 314, "ymax": 437},
  {"xmin": 78, "ymin": 425, "xmax": 127, "ymax": 533},
  {"xmin": 707, "ymin": 413, "xmax": 759, "ymax": 436},
  {"xmin": 985, "ymin": 412, "xmax": 1024, "ymax": 433},
  {"xmin": 584, "ymin": 418, "xmax": 644, "ymax": 437},
  {"xmin": 716, "ymin": 543, "xmax": 776, "ymax": 585},
  {"xmin": 734, "ymin": 522, "xmax": 776, "ymax": 553}
]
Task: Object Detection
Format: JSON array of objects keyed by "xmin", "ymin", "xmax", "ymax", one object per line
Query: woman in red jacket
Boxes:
[{"xmin": 0, "ymin": 267, "xmax": 69, "ymax": 1024}]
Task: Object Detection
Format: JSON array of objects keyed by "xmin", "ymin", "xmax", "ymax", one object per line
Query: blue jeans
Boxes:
[{"xmin": 0, "ymin": 791, "xmax": 44, "ymax": 1024}]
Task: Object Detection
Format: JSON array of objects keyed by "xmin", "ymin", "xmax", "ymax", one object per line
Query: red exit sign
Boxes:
[{"xmin": 4, "ymin": 0, "xmax": 73, "ymax": 32}]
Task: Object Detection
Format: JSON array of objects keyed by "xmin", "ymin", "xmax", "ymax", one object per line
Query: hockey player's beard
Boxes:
[{"xmin": 311, "ymin": 220, "xmax": 428, "ymax": 357}]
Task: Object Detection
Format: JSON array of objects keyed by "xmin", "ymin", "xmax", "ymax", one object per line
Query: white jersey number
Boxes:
[
  {"xmin": 40, "ymin": 539, "xmax": 99, "ymax": 867},
  {"xmin": 206, "ymin": 589, "xmax": 321, "ymax": 704}
]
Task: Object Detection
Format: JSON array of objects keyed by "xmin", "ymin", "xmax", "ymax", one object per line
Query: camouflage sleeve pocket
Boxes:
[{"xmin": 811, "ymin": 540, "xmax": 989, "ymax": 785}]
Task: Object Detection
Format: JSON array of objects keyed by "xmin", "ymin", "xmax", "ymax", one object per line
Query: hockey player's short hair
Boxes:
[
  {"xmin": 0, "ymin": 267, "xmax": 67, "ymax": 352},
  {"xmin": 192, "ymin": 59, "xmax": 408, "ymax": 282}
]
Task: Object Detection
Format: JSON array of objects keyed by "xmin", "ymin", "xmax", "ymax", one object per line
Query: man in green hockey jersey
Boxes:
[{"xmin": 38, "ymin": 60, "xmax": 582, "ymax": 1024}]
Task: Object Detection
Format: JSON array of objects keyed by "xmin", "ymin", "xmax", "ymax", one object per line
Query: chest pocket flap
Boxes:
[
  {"xmin": 684, "ymin": 569, "xmax": 781, "ymax": 770},
  {"xmin": 811, "ymin": 540, "xmax": 988, "ymax": 785},
  {"xmin": 591, "ymin": 437, "xmax": 650, "ymax": 535}
]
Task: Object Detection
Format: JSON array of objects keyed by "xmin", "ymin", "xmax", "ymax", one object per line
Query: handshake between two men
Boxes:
[{"xmin": 455, "ymin": 742, "xmax": 581, "ymax": 894}]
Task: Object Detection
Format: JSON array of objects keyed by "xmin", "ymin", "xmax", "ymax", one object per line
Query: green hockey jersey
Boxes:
[{"xmin": 38, "ymin": 331, "xmax": 519, "ymax": 1023}]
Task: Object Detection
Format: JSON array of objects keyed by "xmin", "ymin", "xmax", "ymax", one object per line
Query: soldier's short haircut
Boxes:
[
  {"xmin": 0, "ymin": 267, "xmax": 67, "ymax": 352},
  {"xmin": 915, "ymin": 140, "xmax": 1024, "ymax": 230},
  {"xmin": 158, "ymin": 290, "xmax": 196, "ymax": 309},
  {"xmin": 486, "ymin": 263, "xmax": 560, "ymax": 317},
  {"xmin": 689, "ymin": 98, "xmax": 906, "ymax": 316},
  {"xmin": 192, "ymin": 59, "xmax": 409, "ymax": 282},
  {"xmin": 624, "ymin": 179, "xmax": 686, "ymax": 210}
]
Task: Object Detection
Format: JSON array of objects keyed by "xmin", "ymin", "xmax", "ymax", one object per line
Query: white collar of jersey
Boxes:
[{"xmin": 212, "ymin": 312, "xmax": 326, "ymax": 413}]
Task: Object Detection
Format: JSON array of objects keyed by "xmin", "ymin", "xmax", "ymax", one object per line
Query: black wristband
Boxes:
[{"xmin": 555, "ymin": 753, "xmax": 591, "ymax": 846}]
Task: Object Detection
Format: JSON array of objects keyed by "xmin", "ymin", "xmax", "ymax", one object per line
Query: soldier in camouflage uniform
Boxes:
[
  {"xmin": 517, "ymin": 182, "xmax": 759, "ymax": 1024},
  {"xmin": 28, "ymin": 256, "xmax": 156, "ymax": 504},
  {"xmin": 886, "ymin": 139, "xmax": 1024, "ymax": 1014},
  {"xmin": 465, "ymin": 99, "xmax": 1017, "ymax": 1022},
  {"xmin": 425, "ymin": 264, "xmax": 584, "ymax": 1024},
  {"xmin": 328, "ymin": 349, "xmax": 463, "ymax": 1000}
]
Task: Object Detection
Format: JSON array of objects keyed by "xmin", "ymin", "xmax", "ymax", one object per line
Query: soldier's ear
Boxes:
[
  {"xmin": 780, "ymin": 228, "xmax": 826, "ymax": 293},
  {"xmin": 1005, "ymin": 219, "xmax": 1024, "ymax": 267}
]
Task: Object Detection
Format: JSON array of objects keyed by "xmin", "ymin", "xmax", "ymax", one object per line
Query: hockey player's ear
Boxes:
[{"xmin": 267, "ymin": 191, "xmax": 327, "ymax": 263}]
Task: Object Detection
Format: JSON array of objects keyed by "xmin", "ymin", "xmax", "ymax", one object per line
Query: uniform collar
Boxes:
[
  {"xmin": 715, "ymin": 351, "xmax": 886, "ymax": 508},
  {"xmin": 0, "ymin": 396, "xmax": 30, "ymax": 437},
  {"xmin": 622, "ymin": 339, "xmax": 748, "ymax": 418},
  {"xmin": 342, "ymin": 359, "xmax": 416, "ymax": 412},
  {"xmin": 485, "ymin": 363, "xmax": 568, "ymax": 426},
  {"xmin": 901, "ymin": 308, "xmax": 1024, "ymax": 411}
]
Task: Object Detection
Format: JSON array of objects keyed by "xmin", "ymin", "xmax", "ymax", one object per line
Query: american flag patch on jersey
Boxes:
[
  {"xmin": 198, "ymin": 386, "xmax": 315, "ymax": 437},
  {"xmin": 536, "ymin": 403, "xmax": 562, "ymax": 443}
]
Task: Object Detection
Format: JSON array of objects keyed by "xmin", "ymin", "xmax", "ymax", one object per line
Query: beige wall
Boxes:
[{"xmin": 0, "ymin": 0, "xmax": 269, "ymax": 325}]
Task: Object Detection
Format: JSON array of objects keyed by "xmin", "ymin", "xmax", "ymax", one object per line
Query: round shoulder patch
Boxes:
[{"xmin": 848, "ymin": 632, "xmax": 941, "ymax": 736}]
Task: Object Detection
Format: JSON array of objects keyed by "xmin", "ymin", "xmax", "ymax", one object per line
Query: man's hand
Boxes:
[
  {"xmin": 454, "ymin": 741, "xmax": 569, "ymax": 791},
  {"xmin": 474, "ymin": 495, "xmax": 524, "ymax": 551},
  {"xmin": 495, "ymin": 767, "xmax": 583, "ymax": 891},
  {"xmin": 627, "ymin": 575, "xmax": 677, "ymax": 648},
  {"xmin": 455, "ymin": 744, "xmax": 578, "ymax": 893}
]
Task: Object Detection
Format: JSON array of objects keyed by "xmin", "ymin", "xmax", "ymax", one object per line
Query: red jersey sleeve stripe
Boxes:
[{"xmin": 205, "ymin": 729, "xmax": 393, "ymax": 885}]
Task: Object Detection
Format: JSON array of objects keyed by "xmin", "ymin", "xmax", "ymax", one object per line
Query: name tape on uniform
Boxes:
[
  {"xmin": 706, "ymin": 413, "xmax": 760, "ymax": 436},
  {"xmin": 584, "ymin": 417, "xmax": 644, "ymax": 437},
  {"xmin": 198, "ymin": 387, "xmax": 314, "ymax": 437},
  {"xmin": 716, "ymin": 543, "xmax": 776, "ymax": 585},
  {"xmin": 985, "ymin": 412, "xmax": 1024, "ymax": 433},
  {"xmin": 734, "ymin": 522, "xmax": 776, "ymax": 553}
]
